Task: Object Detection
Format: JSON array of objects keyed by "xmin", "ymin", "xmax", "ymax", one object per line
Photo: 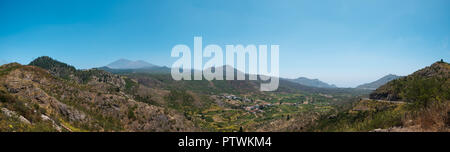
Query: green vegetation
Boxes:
[
  {"xmin": 0, "ymin": 89, "xmax": 59, "ymax": 132},
  {"xmin": 310, "ymin": 100, "xmax": 406, "ymax": 131},
  {"xmin": 128, "ymin": 105, "xmax": 137, "ymax": 120},
  {"xmin": 124, "ymin": 77, "xmax": 138, "ymax": 91},
  {"xmin": 29, "ymin": 56, "xmax": 76, "ymax": 80},
  {"xmin": 165, "ymin": 89, "xmax": 195, "ymax": 110}
]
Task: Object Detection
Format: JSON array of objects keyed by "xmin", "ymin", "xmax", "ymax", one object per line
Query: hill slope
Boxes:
[
  {"xmin": 0, "ymin": 57, "xmax": 198, "ymax": 132},
  {"xmin": 310, "ymin": 61, "xmax": 449, "ymax": 132}
]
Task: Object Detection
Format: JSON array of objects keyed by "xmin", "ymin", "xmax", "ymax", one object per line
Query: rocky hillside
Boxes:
[
  {"xmin": 0, "ymin": 57, "xmax": 198, "ymax": 132},
  {"xmin": 370, "ymin": 61, "xmax": 449, "ymax": 102},
  {"xmin": 308, "ymin": 61, "xmax": 449, "ymax": 132},
  {"xmin": 356, "ymin": 74, "xmax": 402, "ymax": 90}
]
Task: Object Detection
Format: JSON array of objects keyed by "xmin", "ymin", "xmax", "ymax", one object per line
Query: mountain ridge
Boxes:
[
  {"xmin": 0, "ymin": 56, "xmax": 199, "ymax": 131},
  {"xmin": 287, "ymin": 77, "xmax": 337, "ymax": 88},
  {"xmin": 356, "ymin": 74, "xmax": 402, "ymax": 90},
  {"xmin": 106, "ymin": 59, "xmax": 155, "ymax": 69}
]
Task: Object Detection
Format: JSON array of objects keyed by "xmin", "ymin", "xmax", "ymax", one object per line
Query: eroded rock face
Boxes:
[
  {"xmin": 3, "ymin": 68, "xmax": 90, "ymax": 123},
  {"xmin": 55, "ymin": 103, "xmax": 87, "ymax": 122},
  {"xmin": 41, "ymin": 114, "xmax": 62, "ymax": 132}
]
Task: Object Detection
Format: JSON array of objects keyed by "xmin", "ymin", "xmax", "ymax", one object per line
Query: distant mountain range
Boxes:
[
  {"xmin": 98, "ymin": 66, "xmax": 171, "ymax": 74},
  {"xmin": 356, "ymin": 74, "xmax": 402, "ymax": 90},
  {"xmin": 106, "ymin": 59, "xmax": 155, "ymax": 69},
  {"xmin": 102, "ymin": 58, "xmax": 400, "ymax": 91},
  {"xmin": 286, "ymin": 77, "xmax": 337, "ymax": 88},
  {"xmin": 104, "ymin": 59, "xmax": 341, "ymax": 89},
  {"xmin": 98, "ymin": 59, "xmax": 169, "ymax": 74}
]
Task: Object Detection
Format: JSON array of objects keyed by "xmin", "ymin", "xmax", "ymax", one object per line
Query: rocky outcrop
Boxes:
[
  {"xmin": 41, "ymin": 114, "xmax": 62, "ymax": 132},
  {"xmin": 1, "ymin": 107, "xmax": 31, "ymax": 124}
]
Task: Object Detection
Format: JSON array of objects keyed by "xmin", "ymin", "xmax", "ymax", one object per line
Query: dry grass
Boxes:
[{"xmin": 403, "ymin": 101, "xmax": 449, "ymax": 132}]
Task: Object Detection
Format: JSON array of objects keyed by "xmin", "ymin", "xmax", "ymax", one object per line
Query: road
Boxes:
[{"xmin": 362, "ymin": 98, "xmax": 406, "ymax": 104}]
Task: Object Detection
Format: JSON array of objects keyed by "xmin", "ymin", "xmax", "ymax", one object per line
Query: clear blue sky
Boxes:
[{"xmin": 0, "ymin": 0, "xmax": 449, "ymax": 87}]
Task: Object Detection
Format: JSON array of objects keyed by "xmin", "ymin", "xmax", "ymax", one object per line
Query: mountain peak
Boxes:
[
  {"xmin": 356, "ymin": 74, "xmax": 402, "ymax": 90},
  {"xmin": 116, "ymin": 58, "xmax": 131, "ymax": 62},
  {"xmin": 411, "ymin": 60, "xmax": 449, "ymax": 78},
  {"xmin": 106, "ymin": 59, "xmax": 155, "ymax": 69},
  {"xmin": 386, "ymin": 74, "xmax": 396, "ymax": 77}
]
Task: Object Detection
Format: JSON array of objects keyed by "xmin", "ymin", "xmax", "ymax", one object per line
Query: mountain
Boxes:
[
  {"xmin": 106, "ymin": 59, "xmax": 155, "ymax": 69},
  {"xmin": 356, "ymin": 74, "xmax": 402, "ymax": 90},
  {"xmin": 29, "ymin": 56, "xmax": 124, "ymax": 85},
  {"xmin": 287, "ymin": 77, "xmax": 337, "ymax": 88},
  {"xmin": 370, "ymin": 61, "xmax": 449, "ymax": 102},
  {"xmin": 29, "ymin": 56, "xmax": 77, "ymax": 79}
]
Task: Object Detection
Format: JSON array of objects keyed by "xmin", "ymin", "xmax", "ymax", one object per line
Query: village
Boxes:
[{"xmin": 218, "ymin": 94, "xmax": 314, "ymax": 114}]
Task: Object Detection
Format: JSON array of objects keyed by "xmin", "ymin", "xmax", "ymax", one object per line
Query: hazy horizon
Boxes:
[{"xmin": 1, "ymin": 0, "xmax": 449, "ymax": 87}]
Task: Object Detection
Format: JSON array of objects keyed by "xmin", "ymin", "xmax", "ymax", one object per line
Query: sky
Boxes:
[{"xmin": 0, "ymin": 0, "xmax": 449, "ymax": 87}]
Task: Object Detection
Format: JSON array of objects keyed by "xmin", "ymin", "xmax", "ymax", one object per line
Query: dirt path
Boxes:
[{"xmin": 362, "ymin": 98, "xmax": 406, "ymax": 104}]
